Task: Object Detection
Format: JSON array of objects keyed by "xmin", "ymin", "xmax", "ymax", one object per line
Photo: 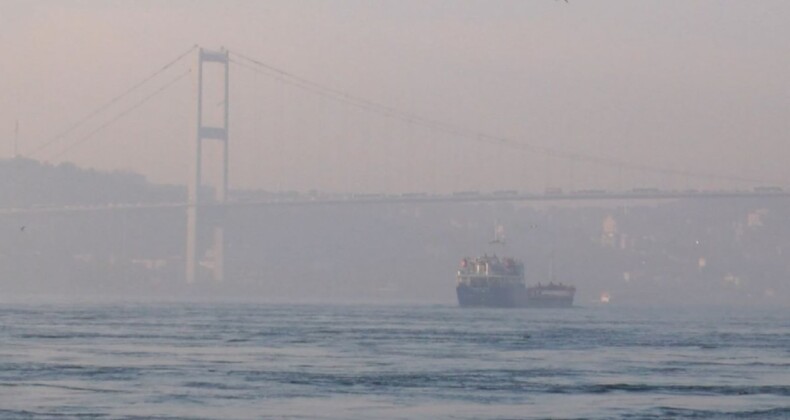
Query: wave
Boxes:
[{"xmin": 647, "ymin": 406, "xmax": 790, "ymax": 419}]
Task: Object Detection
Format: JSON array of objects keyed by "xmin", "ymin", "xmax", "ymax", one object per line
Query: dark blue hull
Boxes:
[
  {"xmin": 456, "ymin": 284, "xmax": 573, "ymax": 308},
  {"xmin": 456, "ymin": 283, "xmax": 522, "ymax": 307}
]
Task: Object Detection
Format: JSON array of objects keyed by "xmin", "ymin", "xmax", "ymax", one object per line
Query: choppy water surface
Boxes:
[{"xmin": 0, "ymin": 302, "xmax": 788, "ymax": 419}]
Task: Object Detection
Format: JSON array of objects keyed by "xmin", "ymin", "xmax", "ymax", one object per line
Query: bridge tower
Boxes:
[{"xmin": 186, "ymin": 47, "xmax": 229, "ymax": 283}]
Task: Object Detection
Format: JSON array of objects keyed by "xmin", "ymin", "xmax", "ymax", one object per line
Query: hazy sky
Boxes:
[{"xmin": 2, "ymin": 0, "xmax": 789, "ymax": 193}]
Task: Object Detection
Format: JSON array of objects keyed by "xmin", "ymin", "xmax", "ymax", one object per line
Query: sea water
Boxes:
[{"xmin": 0, "ymin": 302, "xmax": 788, "ymax": 419}]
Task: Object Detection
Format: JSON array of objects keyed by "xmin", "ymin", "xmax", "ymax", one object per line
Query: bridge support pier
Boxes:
[{"xmin": 186, "ymin": 47, "xmax": 229, "ymax": 284}]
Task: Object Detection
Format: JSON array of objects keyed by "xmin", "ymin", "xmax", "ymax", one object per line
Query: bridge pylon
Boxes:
[{"xmin": 186, "ymin": 47, "xmax": 229, "ymax": 284}]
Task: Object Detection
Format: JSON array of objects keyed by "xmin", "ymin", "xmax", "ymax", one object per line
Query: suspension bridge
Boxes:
[{"xmin": 6, "ymin": 46, "xmax": 787, "ymax": 284}]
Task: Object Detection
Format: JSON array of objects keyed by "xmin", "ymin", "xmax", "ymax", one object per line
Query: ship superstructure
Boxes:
[{"xmin": 456, "ymin": 255, "xmax": 575, "ymax": 308}]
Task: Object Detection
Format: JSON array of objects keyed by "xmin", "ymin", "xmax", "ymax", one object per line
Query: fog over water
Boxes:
[
  {"xmin": 3, "ymin": 3, "xmax": 790, "ymax": 419},
  {"xmin": 0, "ymin": 1, "xmax": 789, "ymax": 305}
]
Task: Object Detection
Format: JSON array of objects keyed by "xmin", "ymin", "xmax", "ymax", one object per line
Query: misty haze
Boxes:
[{"xmin": 1, "ymin": 1, "xmax": 789, "ymax": 419}]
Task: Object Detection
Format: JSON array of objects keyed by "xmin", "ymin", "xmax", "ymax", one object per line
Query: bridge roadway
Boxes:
[{"xmin": 1, "ymin": 189, "xmax": 788, "ymax": 215}]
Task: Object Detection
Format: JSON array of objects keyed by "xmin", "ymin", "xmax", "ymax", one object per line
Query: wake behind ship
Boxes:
[{"xmin": 456, "ymin": 255, "xmax": 575, "ymax": 308}]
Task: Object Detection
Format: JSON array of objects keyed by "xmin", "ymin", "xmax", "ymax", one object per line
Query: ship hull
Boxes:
[
  {"xmin": 456, "ymin": 283, "xmax": 522, "ymax": 307},
  {"xmin": 456, "ymin": 284, "xmax": 573, "ymax": 308}
]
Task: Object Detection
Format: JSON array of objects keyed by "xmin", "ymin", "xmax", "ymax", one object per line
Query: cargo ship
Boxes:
[{"xmin": 456, "ymin": 255, "xmax": 575, "ymax": 308}]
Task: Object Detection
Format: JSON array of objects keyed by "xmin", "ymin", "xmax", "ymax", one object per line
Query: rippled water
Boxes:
[{"xmin": 0, "ymin": 302, "xmax": 788, "ymax": 419}]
